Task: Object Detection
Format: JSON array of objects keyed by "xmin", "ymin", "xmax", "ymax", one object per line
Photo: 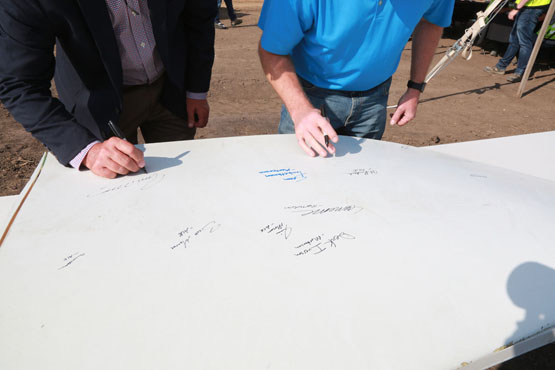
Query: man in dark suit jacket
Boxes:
[{"xmin": 0, "ymin": 0, "xmax": 217, "ymax": 178}]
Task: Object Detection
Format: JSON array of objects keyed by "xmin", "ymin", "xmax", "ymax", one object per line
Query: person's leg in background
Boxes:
[
  {"xmin": 494, "ymin": 14, "xmax": 522, "ymax": 73},
  {"xmin": 484, "ymin": 13, "xmax": 521, "ymax": 75},
  {"xmin": 509, "ymin": 8, "xmax": 545, "ymax": 82},
  {"xmin": 214, "ymin": 0, "xmax": 227, "ymax": 29},
  {"xmin": 223, "ymin": 0, "xmax": 242, "ymax": 27}
]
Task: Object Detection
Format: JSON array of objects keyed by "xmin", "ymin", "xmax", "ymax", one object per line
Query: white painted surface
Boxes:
[
  {"xmin": 424, "ymin": 131, "xmax": 555, "ymax": 182},
  {"xmin": 1, "ymin": 135, "xmax": 554, "ymax": 370},
  {"xmin": 0, "ymin": 194, "xmax": 19, "ymax": 232}
]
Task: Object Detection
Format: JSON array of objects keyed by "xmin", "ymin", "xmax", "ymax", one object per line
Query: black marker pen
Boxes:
[
  {"xmin": 320, "ymin": 105, "xmax": 330, "ymax": 148},
  {"xmin": 108, "ymin": 120, "xmax": 147, "ymax": 174}
]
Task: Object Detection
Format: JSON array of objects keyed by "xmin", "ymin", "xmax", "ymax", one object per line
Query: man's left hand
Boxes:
[
  {"xmin": 390, "ymin": 89, "xmax": 420, "ymax": 126},
  {"xmin": 186, "ymin": 98, "xmax": 210, "ymax": 128}
]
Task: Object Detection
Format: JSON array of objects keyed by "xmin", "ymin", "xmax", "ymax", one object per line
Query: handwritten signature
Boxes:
[
  {"xmin": 290, "ymin": 204, "xmax": 364, "ymax": 216},
  {"xmin": 294, "ymin": 232, "xmax": 356, "ymax": 256},
  {"xmin": 284, "ymin": 204, "xmax": 320, "ymax": 211},
  {"xmin": 260, "ymin": 222, "xmax": 293, "ymax": 240},
  {"xmin": 58, "ymin": 252, "xmax": 86, "ymax": 270},
  {"xmin": 87, "ymin": 173, "xmax": 165, "ymax": 198},
  {"xmin": 259, "ymin": 168, "xmax": 307, "ymax": 182},
  {"xmin": 171, "ymin": 220, "xmax": 221, "ymax": 250},
  {"xmin": 295, "ymin": 233, "xmax": 324, "ymax": 249},
  {"xmin": 347, "ymin": 168, "xmax": 378, "ymax": 176}
]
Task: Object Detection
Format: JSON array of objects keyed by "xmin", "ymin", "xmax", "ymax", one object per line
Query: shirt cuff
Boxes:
[
  {"xmin": 69, "ymin": 141, "xmax": 100, "ymax": 170},
  {"xmin": 186, "ymin": 91, "xmax": 208, "ymax": 100}
]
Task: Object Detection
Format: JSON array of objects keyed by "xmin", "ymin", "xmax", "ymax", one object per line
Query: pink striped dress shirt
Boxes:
[{"xmin": 105, "ymin": 0, "xmax": 164, "ymax": 85}]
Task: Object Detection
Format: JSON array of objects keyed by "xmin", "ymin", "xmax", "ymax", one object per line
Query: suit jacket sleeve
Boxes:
[
  {"xmin": 183, "ymin": 0, "xmax": 217, "ymax": 93},
  {"xmin": 0, "ymin": 0, "xmax": 99, "ymax": 166}
]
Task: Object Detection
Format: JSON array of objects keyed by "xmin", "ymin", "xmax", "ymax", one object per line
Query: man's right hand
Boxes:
[
  {"xmin": 83, "ymin": 137, "xmax": 145, "ymax": 178},
  {"xmin": 258, "ymin": 43, "xmax": 338, "ymax": 157},
  {"xmin": 292, "ymin": 108, "xmax": 338, "ymax": 157}
]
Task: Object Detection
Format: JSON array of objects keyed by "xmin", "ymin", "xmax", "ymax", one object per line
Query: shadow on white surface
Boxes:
[
  {"xmin": 506, "ymin": 262, "xmax": 555, "ymax": 345},
  {"xmin": 143, "ymin": 150, "xmax": 190, "ymax": 173}
]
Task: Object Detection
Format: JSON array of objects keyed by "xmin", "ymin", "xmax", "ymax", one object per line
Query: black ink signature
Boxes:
[
  {"xmin": 260, "ymin": 222, "xmax": 293, "ymax": 240},
  {"xmin": 284, "ymin": 204, "xmax": 320, "ymax": 210},
  {"xmin": 58, "ymin": 252, "xmax": 86, "ymax": 270},
  {"xmin": 294, "ymin": 232, "xmax": 356, "ymax": 257},
  {"xmin": 292, "ymin": 205, "xmax": 364, "ymax": 216},
  {"xmin": 195, "ymin": 221, "xmax": 221, "ymax": 236},
  {"xmin": 171, "ymin": 221, "xmax": 221, "ymax": 250},
  {"xmin": 87, "ymin": 173, "xmax": 165, "ymax": 198},
  {"xmin": 294, "ymin": 234, "xmax": 324, "ymax": 249},
  {"xmin": 347, "ymin": 168, "xmax": 378, "ymax": 176}
]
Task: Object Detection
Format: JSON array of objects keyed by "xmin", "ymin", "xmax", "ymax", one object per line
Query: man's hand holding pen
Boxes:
[
  {"xmin": 292, "ymin": 105, "xmax": 338, "ymax": 157},
  {"xmin": 83, "ymin": 137, "xmax": 146, "ymax": 179}
]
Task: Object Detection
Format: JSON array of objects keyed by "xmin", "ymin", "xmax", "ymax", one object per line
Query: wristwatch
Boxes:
[{"xmin": 407, "ymin": 80, "xmax": 426, "ymax": 93}]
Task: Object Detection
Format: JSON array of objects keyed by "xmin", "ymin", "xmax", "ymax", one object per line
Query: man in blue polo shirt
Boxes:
[{"xmin": 258, "ymin": 0, "xmax": 455, "ymax": 157}]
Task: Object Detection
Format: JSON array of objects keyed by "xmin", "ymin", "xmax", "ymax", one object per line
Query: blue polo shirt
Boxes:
[{"xmin": 259, "ymin": 0, "xmax": 454, "ymax": 91}]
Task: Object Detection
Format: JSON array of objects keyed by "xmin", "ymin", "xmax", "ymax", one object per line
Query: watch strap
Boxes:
[{"xmin": 407, "ymin": 80, "xmax": 426, "ymax": 92}]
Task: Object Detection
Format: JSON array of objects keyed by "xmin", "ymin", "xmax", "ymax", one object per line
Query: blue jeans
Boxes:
[
  {"xmin": 496, "ymin": 7, "xmax": 545, "ymax": 76},
  {"xmin": 215, "ymin": 0, "xmax": 237, "ymax": 22},
  {"xmin": 279, "ymin": 77, "xmax": 392, "ymax": 139}
]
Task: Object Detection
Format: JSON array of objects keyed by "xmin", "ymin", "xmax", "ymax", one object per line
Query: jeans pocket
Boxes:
[{"xmin": 381, "ymin": 78, "xmax": 392, "ymax": 97}]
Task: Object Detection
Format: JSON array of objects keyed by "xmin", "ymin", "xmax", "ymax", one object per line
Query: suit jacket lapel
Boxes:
[{"xmin": 76, "ymin": 0, "xmax": 123, "ymax": 100}]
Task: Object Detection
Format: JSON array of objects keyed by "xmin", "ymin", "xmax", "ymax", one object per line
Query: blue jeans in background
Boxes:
[
  {"xmin": 215, "ymin": 0, "xmax": 237, "ymax": 23},
  {"xmin": 496, "ymin": 7, "xmax": 545, "ymax": 76},
  {"xmin": 279, "ymin": 77, "xmax": 392, "ymax": 140}
]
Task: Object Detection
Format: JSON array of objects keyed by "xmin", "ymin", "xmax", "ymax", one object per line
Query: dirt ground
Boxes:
[{"xmin": 0, "ymin": 1, "xmax": 554, "ymax": 368}]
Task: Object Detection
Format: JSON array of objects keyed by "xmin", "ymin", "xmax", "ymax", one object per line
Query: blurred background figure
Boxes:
[
  {"xmin": 215, "ymin": 0, "xmax": 243, "ymax": 29},
  {"xmin": 484, "ymin": 0, "xmax": 552, "ymax": 82}
]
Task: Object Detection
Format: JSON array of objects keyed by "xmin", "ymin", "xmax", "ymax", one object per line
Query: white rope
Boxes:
[{"xmin": 388, "ymin": 0, "xmax": 509, "ymax": 109}]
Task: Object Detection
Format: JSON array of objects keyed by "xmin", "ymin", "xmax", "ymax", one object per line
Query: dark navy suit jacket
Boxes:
[{"xmin": 0, "ymin": 0, "xmax": 216, "ymax": 165}]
